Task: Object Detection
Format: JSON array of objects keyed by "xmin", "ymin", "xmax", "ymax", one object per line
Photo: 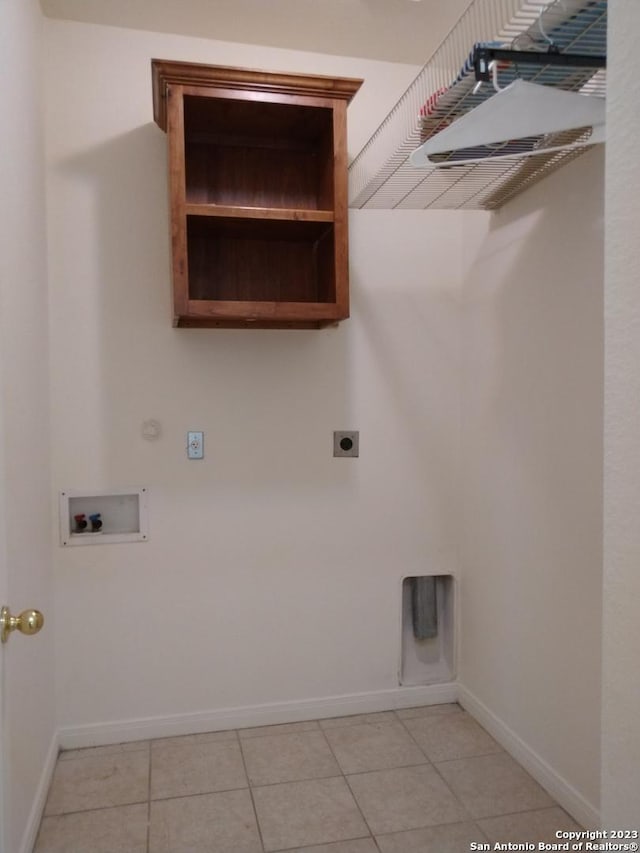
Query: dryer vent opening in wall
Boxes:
[{"xmin": 400, "ymin": 575, "xmax": 455, "ymax": 686}]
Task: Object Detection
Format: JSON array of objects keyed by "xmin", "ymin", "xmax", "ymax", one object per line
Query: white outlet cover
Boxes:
[{"xmin": 187, "ymin": 431, "xmax": 204, "ymax": 459}]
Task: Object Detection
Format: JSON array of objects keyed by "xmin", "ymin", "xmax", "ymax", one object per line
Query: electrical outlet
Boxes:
[
  {"xmin": 333, "ymin": 431, "xmax": 359, "ymax": 458},
  {"xmin": 187, "ymin": 431, "xmax": 204, "ymax": 459}
]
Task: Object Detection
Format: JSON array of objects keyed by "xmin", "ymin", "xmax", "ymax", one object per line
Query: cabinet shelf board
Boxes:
[
  {"xmin": 184, "ymin": 204, "xmax": 334, "ymax": 223},
  {"xmin": 176, "ymin": 298, "xmax": 346, "ymax": 328}
]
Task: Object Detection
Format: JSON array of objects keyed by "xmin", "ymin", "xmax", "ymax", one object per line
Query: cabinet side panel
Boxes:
[
  {"xmin": 317, "ymin": 115, "xmax": 335, "ymax": 211},
  {"xmin": 332, "ymin": 99, "xmax": 350, "ymax": 318},
  {"xmin": 166, "ymin": 84, "xmax": 189, "ymax": 321},
  {"xmin": 315, "ymin": 228, "xmax": 336, "ymax": 304}
]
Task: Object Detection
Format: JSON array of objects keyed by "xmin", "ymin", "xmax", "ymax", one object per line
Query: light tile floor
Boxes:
[{"xmin": 35, "ymin": 704, "xmax": 582, "ymax": 853}]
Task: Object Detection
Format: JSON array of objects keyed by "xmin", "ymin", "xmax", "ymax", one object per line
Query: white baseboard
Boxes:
[
  {"xmin": 458, "ymin": 684, "xmax": 600, "ymax": 829},
  {"xmin": 57, "ymin": 682, "xmax": 458, "ymax": 750},
  {"xmin": 19, "ymin": 730, "xmax": 59, "ymax": 853}
]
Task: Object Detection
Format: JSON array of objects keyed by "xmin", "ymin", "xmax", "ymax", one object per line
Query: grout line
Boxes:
[
  {"xmin": 146, "ymin": 742, "xmax": 152, "ymax": 853},
  {"xmin": 237, "ymin": 728, "xmax": 267, "ymax": 853},
  {"xmin": 475, "ymin": 803, "xmax": 579, "ymax": 824},
  {"xmin": 58, "ymin": 742, "xmax": 151, "ymax": 761},
  {"xmin": 238, "ymin": 721, "xmax": 322, "ymax": 740},
  {"xmin": 319, "ymin": 723, "xmax": 379, "ymax": 846},
  {"xmin": 43, "ymin": 799, "xmax": 149, "ymax": 819},
  {"xmin": 341, "ymin": 773, "xmax": 380, "ymax": 848},
  {"xmin": 248, "ymin": 771, "xmax": 346, "ymax": 789},
  {"xmin": 396, "ymin": 714, "xmax": 436, "ymax": 764},
  {"xmin": 269, "ymin": 835, "xmax": 375, "ymax": 853},
  {"xmin": 425, "ymin": 751, "xmax": 475, "ymax": 821},
  {"xmin": 149, "ymin": 783, "xmax": 249, "ymax": 803},
  {"xmin": 372, "ymin": 816, "xmax": 492, "ymax": 843},
  {"xmin": 395, "ymin": 710, "xmax": 484, "ymax": 819},
  {"xmin": 431, "ymin": 745, "xmax": 506, "ymax": 765},
  {"xmin": 340, "ymin": 759, "xmax": 434, "ymax": 781}
]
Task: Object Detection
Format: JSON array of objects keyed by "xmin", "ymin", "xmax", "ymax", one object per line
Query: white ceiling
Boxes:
[{"xmin": 39, "ymin": 0, "xmax": 473, "ymax": 65}]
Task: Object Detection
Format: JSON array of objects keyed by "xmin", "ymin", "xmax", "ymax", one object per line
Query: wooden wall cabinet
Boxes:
[{"xmin": 151, "ymin": 60, "xmax": 362, "ymax": 328}]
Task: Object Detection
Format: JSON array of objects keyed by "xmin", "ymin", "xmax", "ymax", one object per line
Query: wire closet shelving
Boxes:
[{"xmin": 348, "ymin": 0, "xmax": 607, "ymax": 211}]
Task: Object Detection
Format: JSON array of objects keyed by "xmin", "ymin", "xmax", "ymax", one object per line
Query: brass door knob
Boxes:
[{"xmin": 0, "ymin": 606, "xmax": 44, "ymax": 644}]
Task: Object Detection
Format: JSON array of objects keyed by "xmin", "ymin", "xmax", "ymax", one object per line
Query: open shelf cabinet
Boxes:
[{"xmin": 151, "ymin": 61, "xmax": 362, "ymax": 328}]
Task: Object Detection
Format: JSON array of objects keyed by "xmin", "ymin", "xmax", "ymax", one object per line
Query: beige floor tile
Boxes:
[
  {"xmin": 436, "ymin": 753, "xmax": 555, "ymax": 818},
  {"xmin": 151, "ymin": 736, "xmax": 247, "ymax": 799},
  {"xmin": 273, "ymin": 840, "xmax": 377, "ymax": 853},
  {"xmin": 325, "ymin": 721, "xmax": 428, "ymax": 773},
  {"xmin": 346, "ymin": 765, "xmax": 469, "ymax": 834},
  {"xmin": 240, "ymin": 720, "xmax": 320, "ymax": 739},
  {"xmin": 395, "ymin": 703, "xmax": 462, "ymax": 721},
  {"xmin": 38, "ymin": 704, "xmax": 574, "ymax": 853},
  {"xmin": 403, "ymin": 711, "xmax": 502, "ymax": 762},
  {"xmin": 58, "ymin": 740, "xmax": 150, "ymax": 761},
  {"xmin": 252, "ymin": 776, "xmax": 369, "ymax": 852},
  {"xmin": 242, "ymin": 730, "xmax": 341, "ymax": 785},
  {"xmin": 44, "ymin": 751, "xmax": 149, "ymax": 816},
  {"xmin": 376, "ymin": 821, "xmax": 487, "ymax": 853},
  {"xmin": 320, "ymin": 712, "xmax": 397, "ymax": 730},
  {"xmin": 149, "ymin": 789, "xmax": 262, "ymax": 853},
  {"xmin": 478, "ymin": 806, "xmax": 583, "ymax": 843},
  {"xmin": 34, "ymin": 804, "xmax": 148, "ymax": 853}
]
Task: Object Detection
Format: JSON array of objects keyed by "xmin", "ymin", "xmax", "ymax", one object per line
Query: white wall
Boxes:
[
  {"xmin": 601, "ymin": 0, "xmax": 640, "ymax": 827},
  {"xmin": 44, "ymin": 20, "xmax": 464, "ymax": 734},
  {"xmin": 459, "ymin": 150, "xmax": 604, "ymax": 821},
  {"xmin": 43, "ymin": 14, "xmax": 613, "ymax": 826},
  {"xmin": 0, "ymin": 1, "xmax": 57, "ymax": 851}
]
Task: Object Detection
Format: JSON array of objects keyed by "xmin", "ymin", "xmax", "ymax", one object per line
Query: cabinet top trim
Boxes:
[{"xmin": 151, "ymin": 59, "xmax": 363, "ymax": 131}]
